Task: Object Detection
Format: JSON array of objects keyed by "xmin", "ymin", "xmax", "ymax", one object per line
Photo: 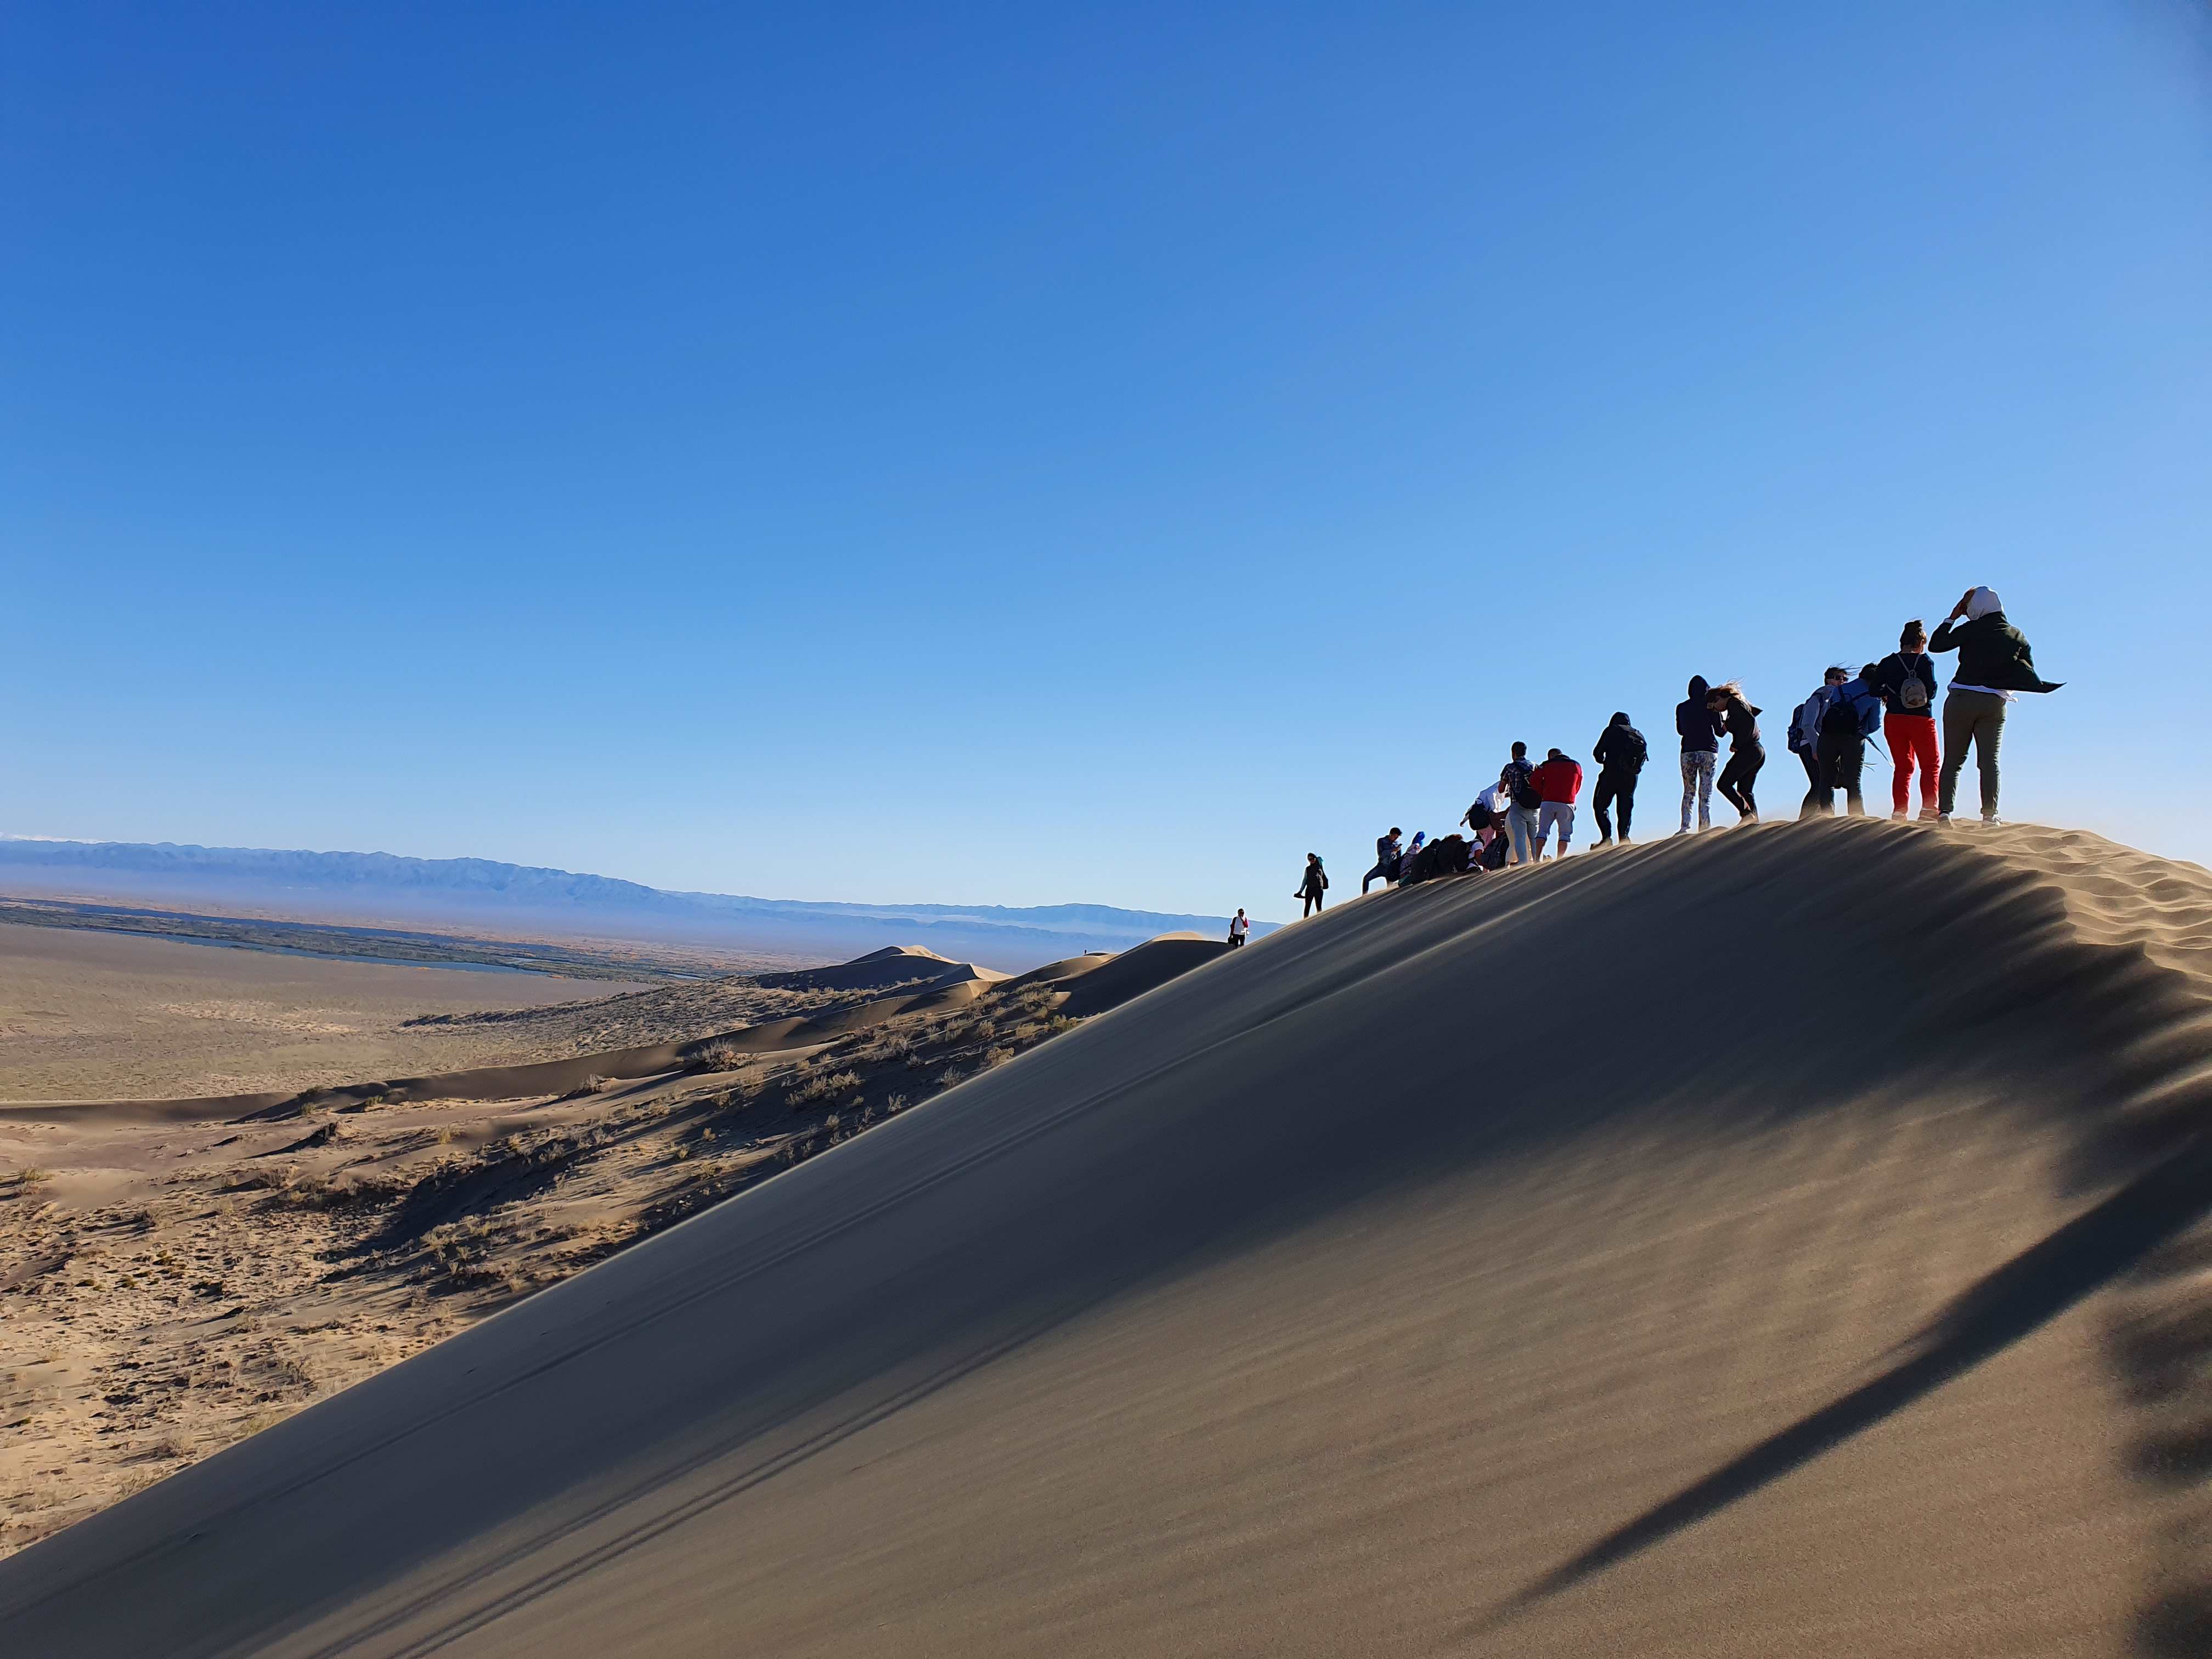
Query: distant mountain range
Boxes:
[{"xmin": 0, "ymin": 839, "xmax": 1269, "ymax": 972}]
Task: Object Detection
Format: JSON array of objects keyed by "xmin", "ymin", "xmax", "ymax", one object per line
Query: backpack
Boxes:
[
  {"xmin": 1898, "ymin": 668, "xmax": 1929, "ymax": 712},
  {"xmin": 1819, "ymin": 691, "xmax": 1865, "ymax": 740},
  {"xmin": 1464, "ymin": 800, "xmax": 1497, "ymax": 833},
  {"xmin": 1507, "ymin": 763, "xmax": 1541, "ymax": 812},
  {"xmin": 1604, "ymin": 726, "xmax": 1646, "ymax": 771}
]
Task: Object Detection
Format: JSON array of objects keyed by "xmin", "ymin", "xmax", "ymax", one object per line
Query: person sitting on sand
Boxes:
[
  {"xmin": 1928, "ymin": 585, "xmax": 2062, "ymax": 826},
  {"xmin": 1362, "ymin": 828, "xmax": 1404, "ymax": 894},
  {"xmin": 1706, "ymin": 682, "xmax": 1764, "ymax": 824},
  {"xmin": 1296, "ymin": 854, "xmax": 1328, "ymax": 917},
  {"xmin": 1590, "ymin": 711, "xmax": 1646, "ymax": 847},
  {"xmin": 1227, "ymin": 909, "xmax": 1249, "ymax": 949},
  {"xmin": 1530, "ymin": 747, "xmax": 1584, "ymax": 860},
  {"xmin": 1464, "ymin": 776, "xmax": 1513, "ymax": 869}
]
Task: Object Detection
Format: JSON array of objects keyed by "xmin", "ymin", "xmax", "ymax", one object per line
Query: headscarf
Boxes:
[{"xmin": 1965, "ymin": 586, "xmax": 2003, "ymax": 620}]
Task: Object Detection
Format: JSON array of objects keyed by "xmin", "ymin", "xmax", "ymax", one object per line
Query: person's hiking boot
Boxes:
[
  {"xmin": 1936, "ymin": 814, "xmax": 1953, "ymax": 826},
  {"xmin": 1982, "ymin": 815, "xmax": 2004, "ymax": 826},
  {"xmin": 1918, "ymin": 807, "xmax": 1939, "ymax": 822}
]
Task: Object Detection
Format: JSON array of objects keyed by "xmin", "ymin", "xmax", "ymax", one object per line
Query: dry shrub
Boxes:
[
  {"xmin": 791, "ymin": 1069, "xmax": 861, "ymax": 1105},
  {"xmin": 692, "ymin": 1040, "xmax": 747, "ymax": 1072}
]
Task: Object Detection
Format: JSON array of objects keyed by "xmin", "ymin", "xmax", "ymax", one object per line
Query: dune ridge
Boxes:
[{"xmin": 5, "ymin": 822, "xmax": 2212, "ymax": 1655}]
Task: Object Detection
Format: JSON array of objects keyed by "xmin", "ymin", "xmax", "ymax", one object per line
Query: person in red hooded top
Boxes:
[{"xmin": 1529, "ymin": 747, "xmax": 1584, "ymax": 861}]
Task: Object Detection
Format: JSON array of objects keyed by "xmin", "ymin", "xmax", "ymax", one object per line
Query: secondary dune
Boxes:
[{"xmin": 6, "ymin": 822, "xmax": 2211, "ymax": 1657}]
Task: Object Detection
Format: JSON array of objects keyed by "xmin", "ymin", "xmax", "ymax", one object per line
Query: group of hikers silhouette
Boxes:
[{"xmin": 1289, "ymin": 585, "xmax": 2060, "ymax": 918}]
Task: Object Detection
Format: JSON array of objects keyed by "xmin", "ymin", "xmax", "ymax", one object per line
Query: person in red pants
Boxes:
[{"xmin": 1872, "ymin": 619, "xmax": 1940, "ymax": 820}]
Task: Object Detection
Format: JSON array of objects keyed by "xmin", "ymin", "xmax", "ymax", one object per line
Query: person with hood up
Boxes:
[
  {"xmin": 1362, "ymin": 828, "xmax": 1404, "ymax": 894},
  {"xmin": 1590, "ymin": 711, "xmax": 1647, "ymax": 847},
  {"xmin": 1676, "ymin": 675, "xmax": 1725, "ymax": 833},
  {"xmin": 1530, "ymin": 747, "xmax": 1584, "ymax": 860},
  {"xmin": 1295, "ymin": 853, "xmax": 1328, "ymax": 917},
  {"xmin": 1872, "ymin": 620, "xmax": 1942, "ymax": 821},
  {"xmin": 1500, "ymin": 742, "xmax": 1542, "ymax": 866},
  {"xmin": 1706, "ymin": 682, "xmax": 1764, "ymax": 822},
  {"xmin": 1813, "ymin": 663, "xmax": 1885, "ymax": 816},
  {"xmin": 1792, "ymin": 667, "xmax": 1849, "ymax": 818},
  {"xmin": 1929, "ymin": 585, "xmax": 2062, "ymax": 825}
]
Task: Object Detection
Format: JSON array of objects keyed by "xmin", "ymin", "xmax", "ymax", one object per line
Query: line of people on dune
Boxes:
[{"xmin": 1284, "ymin": 585, "xmax": 2059, "ymax": 917}]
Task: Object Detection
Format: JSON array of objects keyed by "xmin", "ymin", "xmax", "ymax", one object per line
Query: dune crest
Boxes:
[{"xmin": 5, "ymin": 824, "xmax": 2211, "ymax": 1656}]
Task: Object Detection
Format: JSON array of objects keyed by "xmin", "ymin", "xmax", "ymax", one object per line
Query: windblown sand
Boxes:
[{"xmin": 8, "ymin": 824, "xmax": 2212, "ymax": 1656}]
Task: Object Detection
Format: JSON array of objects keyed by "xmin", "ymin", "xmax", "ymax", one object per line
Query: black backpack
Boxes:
[
  {"xmin": 1507, "ymin": 764, "xmax": 1541, "ymax": 812},
  {"xmin": 1820, "ymin": 691, "xmax": 1864, "ymax": 739},
  {"xmin": 1611, "ymin": 727, "xmax": 1647, "ymax": 770}
]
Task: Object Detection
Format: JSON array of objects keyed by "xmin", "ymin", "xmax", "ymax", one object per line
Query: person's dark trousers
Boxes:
[
  {"xmin": 1717, "ymin": 745, "xmax": 1764, "ymax": 818},
  {"xmin": 1815, "ymin": 732, "xmax": 1867, "ymax": 816},
  {"xmin": 1592, "ymin": 770, "xmax": 1637, "ymax": 840},
  {"xmin": 1361, "ymin": 859, "xmax": 1397, "ymax": 894},
  {"xmin": 1796, "ymin": 749, "xmax": 1822, "ymax": 819},
  {"xmin": 1302, "ymin": 892, "xmax": 1324, "ymax": 917}
]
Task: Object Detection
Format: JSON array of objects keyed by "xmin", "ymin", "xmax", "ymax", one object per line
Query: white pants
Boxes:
[
  {"xmin": 1680, "ymin": 751, "xmax": 1715, "ymax": 832},
  {"xmin": 1534, "ymin": 801, "xmax": 1575, "ymax": 857}
]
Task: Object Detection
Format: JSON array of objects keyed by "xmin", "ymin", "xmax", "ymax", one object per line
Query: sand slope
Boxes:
[{"xmin": 6, "ymin": 822, "xmax": 2212, "ymax": 1657}]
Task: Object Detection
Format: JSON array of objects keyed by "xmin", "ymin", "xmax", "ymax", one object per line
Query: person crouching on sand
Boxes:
[
  {"xmin": 1530, "ymin": 747, "xmax": 1583, "ymax": 860},
  {"xmin": 1227, "ymin": 909, "xmax": 1249, "ymax": 948},
  {"xmin": 1706, "ymin": 682, "xmax": 1764, "ymax": 823},
  {"xmin": 1296, "ymin": 854, "xmax": 1328, "ymax": 917},
  {"xmin": 1362, "ymin": 828, "xmax": 1403, "ymax": 894}
]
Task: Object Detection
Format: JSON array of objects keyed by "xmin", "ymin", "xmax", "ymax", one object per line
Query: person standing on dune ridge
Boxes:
[
  {"xmin": 1227, "ymin": 909, "xmax": 1249, "ymax": 949},
  {"xmin": 1792, "ymin": 666, "xmax": 1849, "ymax": 818},
  {"xmin": 1501, "ymin": 742, "xmax": 1542, "ymax": 866},
  {"xmin": 1676, "ymin": 675, "xmax": 1724, "ymax": 833},
  {"xmin": 1707, "ymin": 682, "xmax": 1765, "ymax": 823},
  {"xmin": 1296, "ymin": 854, "xmax": 1328, "ymax": 917},
  {"xmin": 1590, "ymin": 711, "xmax": 1646, "ymax": 847},
  {"xmin": 1929, "ymin": 585, "xmax": 2063, "ymax": 826},
  {"xmin": 1814, "ymin": 663, "xmax": 1885, "ymax": 816},
  {"xmin": 1530, "ymin": 747, "xmax": 1584, "ymax": 860},
  {"xmin": 1872, "ymin": 620, "xmax": 1941, "ymax": 821}
]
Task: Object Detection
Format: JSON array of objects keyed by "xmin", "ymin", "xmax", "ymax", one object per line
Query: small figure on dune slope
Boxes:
[
  {"xmin": 1929, "ymin": 585, "xmax": 2062, "ymax": 827},
  {"xmin": 1363, "ymin": 828, "xmax": 1404, "ymax": 894},
  {"xmin": 1677, "ymin": 675, "xmax": 1725, "ymax": 834},
  {"xmin": 1590, "ymin": 711, "xmax": 1646, "ymax": 847},
  {"xmin": 1872, "ymin": 620, "xmax": 1941, "ymax": 822},
  {"xmin": 1530, "ymin": 748, "xmax": 1583, "ymax": 860},
  {"xmin": 1227, "ymin": 909, "xmax": 1249, "ymax": 949},
  {"xmin": 1706, "ymin": 682, "xmax": 1764, "ymax": 824},
  {"xmin": 1296, "ymin": 854, "xmax": 1329, "ymax": 917}
]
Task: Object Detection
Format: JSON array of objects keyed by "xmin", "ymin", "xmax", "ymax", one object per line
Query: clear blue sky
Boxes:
[{"xmin": 5, "ymin": 2, "xmax": 2209, "ymax": 919}]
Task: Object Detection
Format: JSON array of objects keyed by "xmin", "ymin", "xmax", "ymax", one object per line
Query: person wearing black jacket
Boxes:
[
  {"xmin": 1675, "ymin": 675, "xmax": 1724, "ymax": 834},
  {"xmin": 1871, "ymin": 621, "xmax": 1942, "ymax": 821},
  {"xmin": 1295, "ymin": 854, "xmax": 1328, "ymax": 917},
  {"xmin": 1590, "ymin": 712, "xmax": 1646, "ymax": 846},
  {"xmin": 1929, "ymin": 585, "xmax": 2061, "ymax": 825},
  {"xmin": 1706, "ymin": 682, "xmax": 1764, "ymax": 822}
]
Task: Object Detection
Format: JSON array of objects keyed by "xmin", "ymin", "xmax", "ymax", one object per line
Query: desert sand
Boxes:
[
  {"xmin": 0, "ymin": 945, "xmax": 1166, "ymax": 1558},
  {"xmin": 7, "ymin": 822, "xmax": 2212, "ymax": 1656},
  {"xmin": 0, "ymin": 923, "xmax": 652, "ymax": 1102}
]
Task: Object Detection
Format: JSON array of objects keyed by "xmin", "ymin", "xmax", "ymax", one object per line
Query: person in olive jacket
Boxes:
[{"xmin": 1928, "ymin": 586, "xmax": 2062, "ymax": 825}]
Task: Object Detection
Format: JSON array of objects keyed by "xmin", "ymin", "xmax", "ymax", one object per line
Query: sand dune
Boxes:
[{"xmin": 6, "ymin": 823, "xmax": 2212, "ymax": 1656}]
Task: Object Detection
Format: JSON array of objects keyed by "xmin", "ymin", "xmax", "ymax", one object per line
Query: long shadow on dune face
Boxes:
[
  {"xmin": 1505, "ymin": 1139, "xmax": 2212, "ymax": 1616},
  {"xmin": 7, "ymin": 823, "xmax": 2201, "ymax": 1659}
]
